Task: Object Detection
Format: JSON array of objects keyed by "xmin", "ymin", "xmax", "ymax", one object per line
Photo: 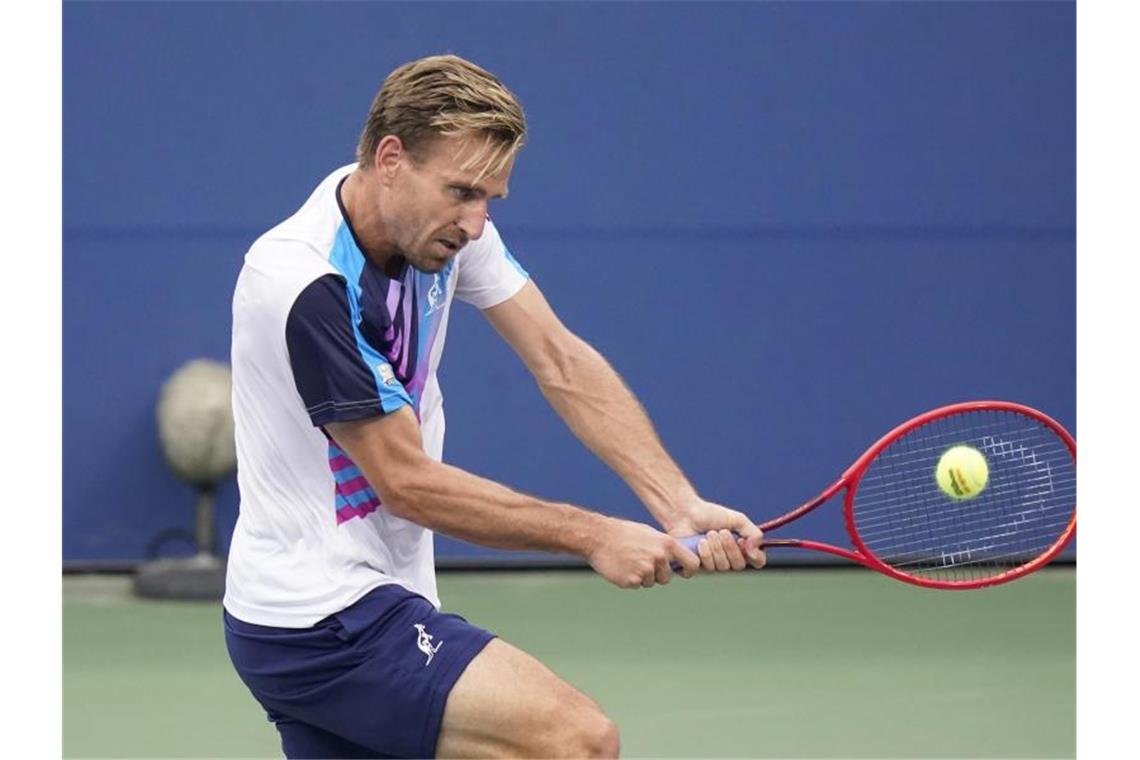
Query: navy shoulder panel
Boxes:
[{"xmin": 285, "ymin": 274, "xmax": 406, "ymax": 426}]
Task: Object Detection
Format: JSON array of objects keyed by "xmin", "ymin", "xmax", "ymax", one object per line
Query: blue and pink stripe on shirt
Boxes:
[
  {"xmin": 328, "ymin": 439, "xmax": 382, "ymax": 523},
  {"xmin": 319, "ymin": 219, "xmax": 453, "ymax": 524}
]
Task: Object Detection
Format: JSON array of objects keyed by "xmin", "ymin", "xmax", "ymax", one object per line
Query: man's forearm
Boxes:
[
  {"xmin": 326, "ymin": 409, "xmax": 702, "ymax": 589},
  {"xmin": 533, "ymin": 333, "xmax": 695, "ymax": 530},
  {"xmin": 384, "ymin": 458, "xmax": 610, "ymax": 558}
]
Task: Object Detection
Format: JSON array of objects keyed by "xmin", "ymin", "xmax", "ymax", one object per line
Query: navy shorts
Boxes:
[{"xmin": 224, "ymin": 584, "xmax": 496, "ymax": 759}]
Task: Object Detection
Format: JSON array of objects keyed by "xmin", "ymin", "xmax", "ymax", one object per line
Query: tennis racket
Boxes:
[{"xmin": 677, "ymin": 401, "xmax": 1076, "ymax": 590}]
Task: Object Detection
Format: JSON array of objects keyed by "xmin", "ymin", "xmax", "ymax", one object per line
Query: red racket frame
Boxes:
[{"xmin": 758, "ymin": 400, "xmax": 1076, "ymax": 590}]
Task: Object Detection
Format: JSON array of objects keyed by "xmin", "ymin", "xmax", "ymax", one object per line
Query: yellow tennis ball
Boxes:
[{"xmin": 935, "ymin": 445, "xmax": 989, "ymax": 500}]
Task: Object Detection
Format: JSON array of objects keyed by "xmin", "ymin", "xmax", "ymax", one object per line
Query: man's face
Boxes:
[{"xmin": 380, "ymin": 133, "xmax": 513, "ymax": 273}]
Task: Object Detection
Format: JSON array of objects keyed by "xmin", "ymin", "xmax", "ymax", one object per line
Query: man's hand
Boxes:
[
  {"xmin": 586, "ymin": 518, "xmax": 702, "ymax": 589},
  {"xmin": 665, "ymin": 497, "xmax": 767, "ymax": 572}
]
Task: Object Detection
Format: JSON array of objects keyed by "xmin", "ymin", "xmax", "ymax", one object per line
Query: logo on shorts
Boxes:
[{"xmin": 413, "ymin": 623, "xmax": 443, "ymax": 666}]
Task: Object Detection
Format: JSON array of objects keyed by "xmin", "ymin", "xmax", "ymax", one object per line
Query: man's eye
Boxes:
[{"xmin": 450, "ymin": 186, "xmax": 474, "ymax": 201}]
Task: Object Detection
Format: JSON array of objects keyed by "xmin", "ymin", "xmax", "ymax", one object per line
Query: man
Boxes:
[{"xmin": 224, "ymin": 54, "xmax": 766, "ymax": 759}]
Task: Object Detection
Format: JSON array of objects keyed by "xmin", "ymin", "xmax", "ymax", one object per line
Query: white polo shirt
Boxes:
[{"xmin": 224, "ymin": 165, "xmax": 528, "ymax": 627}]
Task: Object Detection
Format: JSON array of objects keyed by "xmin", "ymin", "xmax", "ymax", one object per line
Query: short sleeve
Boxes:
[
  {"xmin": 453, "ymin": 219, "xmax": 529, "ymax": 309},
  {"xmin": 285, "ymin": 274, "xmax": 412, "ymax": 426}
]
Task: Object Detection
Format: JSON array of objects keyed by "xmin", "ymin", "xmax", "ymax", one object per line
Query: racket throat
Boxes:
[{"xmin": 762, "ymin": 538, "xmax": 871, "ymax": 567}]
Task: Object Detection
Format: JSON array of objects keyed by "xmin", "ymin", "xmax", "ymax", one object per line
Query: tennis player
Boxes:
[{"xmin": 223, "ymin": 54, "xmax": 766, "ymax": 759}]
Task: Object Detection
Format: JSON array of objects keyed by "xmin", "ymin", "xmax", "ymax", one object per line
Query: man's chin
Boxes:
[{"xmin": 407, "ymin": 253, "xmax": 449, "ymax": 274}]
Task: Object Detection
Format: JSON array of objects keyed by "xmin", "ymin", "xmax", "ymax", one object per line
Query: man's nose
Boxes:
[{"xmin": 456, "ymin": 203, "xmax": 487, "ymax": 242}]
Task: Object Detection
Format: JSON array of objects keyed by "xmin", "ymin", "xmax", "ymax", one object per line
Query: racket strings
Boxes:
[{"xmin": 851, "ymin": 409, "xmax": 1075, "ymax": 583}]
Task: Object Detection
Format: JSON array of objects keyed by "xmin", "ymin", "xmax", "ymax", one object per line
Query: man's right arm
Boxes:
[{"xmin": 325, "ymin": 408, "xmax": 701, "ymax": 588}]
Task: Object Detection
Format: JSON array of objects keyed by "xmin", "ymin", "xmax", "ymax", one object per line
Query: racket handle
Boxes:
[
  {"xmin": 676, "ymin": 532, "xmax": 743, "ymax": 554},
  {"xmin": 671, "ymin": 532, "xmax": 748, "ymax": 571}
]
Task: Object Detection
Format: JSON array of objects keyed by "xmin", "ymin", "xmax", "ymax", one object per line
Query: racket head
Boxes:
[{"xmin": 841, "ymin": 401, "xmax": 1075, "ymax": 590}]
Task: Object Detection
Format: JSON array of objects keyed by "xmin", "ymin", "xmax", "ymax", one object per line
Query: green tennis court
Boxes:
[{"xmin": 64, "ymin": 567, "xmax": 1074, "ymax": 758}]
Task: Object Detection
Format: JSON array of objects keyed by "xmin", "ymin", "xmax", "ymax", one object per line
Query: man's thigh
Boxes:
[{"xmin": 435, "ymin": 638, "xmax": 620, "ymax": 759}]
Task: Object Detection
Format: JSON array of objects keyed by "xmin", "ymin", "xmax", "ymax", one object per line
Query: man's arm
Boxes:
[
  {"xmin": 482, "ymin": 281, "xmax": 766, "ymax": 569},
  {"xmin": 326, "ymin": 408, "xmax": 701, "ymax": 587}
]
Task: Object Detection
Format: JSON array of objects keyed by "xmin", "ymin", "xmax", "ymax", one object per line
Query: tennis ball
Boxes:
[{"xmin": 935, "ymin": 445, "xmax": 989, "ymax": 500}]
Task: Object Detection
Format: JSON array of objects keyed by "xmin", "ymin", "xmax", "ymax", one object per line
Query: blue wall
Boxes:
[{"xmin": 63, "ymin": 1, "xmax": 1075, "ymax": 563}]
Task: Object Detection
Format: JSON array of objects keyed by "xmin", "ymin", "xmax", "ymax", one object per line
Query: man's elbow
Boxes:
[
  {"xmin": 532, "ymin": 332, "xmax": 593, "ymax": 390},
  {"xmin": 373, "ymin": 463, "xmax": 434, "ymax": 522}
]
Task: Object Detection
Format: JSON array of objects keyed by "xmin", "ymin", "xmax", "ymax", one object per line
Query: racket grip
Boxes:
[
  {"xmin": 676, "ymin": 532, "xmax": 743, "ymax": 554},
  {"xmin": 677, "ymin": 534, "xmax": 704, "ymax": 554},
  {"xmin": 671, "ymin": 532, "xmax": 746, "ymax": 571}
]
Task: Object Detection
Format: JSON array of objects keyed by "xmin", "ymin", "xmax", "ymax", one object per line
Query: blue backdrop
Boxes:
[{"xmin": 63, "ymin": 1, "xmax": 1075, "ymax": 564}]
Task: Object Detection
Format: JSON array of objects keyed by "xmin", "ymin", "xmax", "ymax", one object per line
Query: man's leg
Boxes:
[{"xmin": 435, "ymin": 638, "xmax": 621, "ymax": 758}]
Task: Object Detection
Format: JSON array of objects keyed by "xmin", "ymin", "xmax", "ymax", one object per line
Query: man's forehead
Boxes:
[
  {"xmin": 446, "ymin": 170, "xmax": 510, "ymax": 198},
  {"xmin": 426, "ymin": 139, "xmax": 512, "ymax": 196},
  {"xmin": 429, "ymin": 132, "xmax": 510, "ymax": 167}
]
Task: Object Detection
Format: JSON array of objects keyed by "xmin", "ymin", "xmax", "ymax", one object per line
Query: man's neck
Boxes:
[{"xmin": 339, "ymin": 169, "xmax": 401, "ymax": 274}]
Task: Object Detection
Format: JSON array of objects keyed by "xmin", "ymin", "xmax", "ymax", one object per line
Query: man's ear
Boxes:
[{"xmin": 374, "ymin": 135, "xmax": 405, "ymax": 185}]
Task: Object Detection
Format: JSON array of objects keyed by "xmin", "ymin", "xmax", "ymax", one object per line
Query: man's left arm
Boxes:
[{"xmin": 483, "ymin": 281, "xmax": 766, "ymax": 571}]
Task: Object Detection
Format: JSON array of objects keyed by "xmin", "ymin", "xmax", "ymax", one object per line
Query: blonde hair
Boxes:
[{"xmin": 356, "ymin": 54, "xmax": 526, "ymax": 181}]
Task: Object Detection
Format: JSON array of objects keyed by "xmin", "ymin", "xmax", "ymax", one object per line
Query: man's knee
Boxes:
[
  {"xmin": 555, "ymin": 704, "xmax": 620, "ymax": 758},
  {"xmin": 584, "ymin": 712, "xmax": 621, "ymax": 758}
]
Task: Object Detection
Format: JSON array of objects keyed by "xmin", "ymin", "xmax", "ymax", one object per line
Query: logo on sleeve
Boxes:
[
  {"xmin": 413, "ymin": 623, "xmax": 443, "ymax": 666},
  {"xmin": 377, "ymin": 363, "xmax": 398, "ymax": 386}
]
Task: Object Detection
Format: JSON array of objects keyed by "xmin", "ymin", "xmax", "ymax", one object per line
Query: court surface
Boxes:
[{"xmin": 63, "ymin": 567, "xmax": 1075, "ymax": 758}]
